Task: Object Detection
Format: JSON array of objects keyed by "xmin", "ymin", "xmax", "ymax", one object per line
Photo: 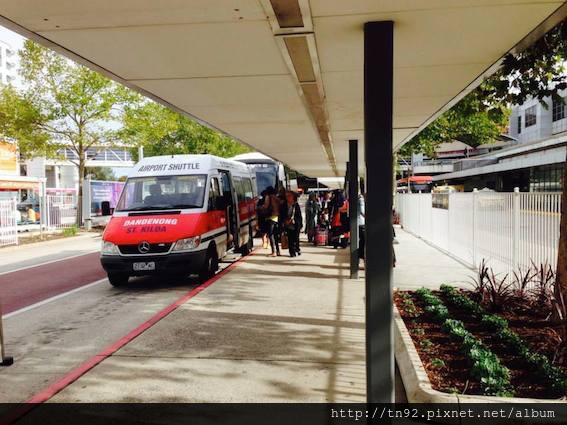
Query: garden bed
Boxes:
[{"xmin": 394, "ymin": 275, "xmax": 567, "ymax": 399}]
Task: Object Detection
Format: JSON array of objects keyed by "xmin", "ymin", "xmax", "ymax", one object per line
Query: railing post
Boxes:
[
  {"xmin": 513, "ymin": 187, "xmax": 520, "ymax": 269},
  {"xmin": 472, "ymin": 188, "xmax": 478, "ymax": 267}
]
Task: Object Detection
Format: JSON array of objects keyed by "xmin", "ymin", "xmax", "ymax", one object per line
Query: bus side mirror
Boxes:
[{"xmin": 101, "ymin": 201, "xmax": 111, "ymax": 216}]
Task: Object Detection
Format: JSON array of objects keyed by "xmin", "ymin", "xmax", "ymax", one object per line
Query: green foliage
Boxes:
[
  {"xmin": 442, "ymin": 319, "xmax": 513, "ymax": 396},
  {"xmin": 417, "ymin": 286, "xmax": 513, "ymax": 396},
  {"xmin": 62, "ymin": 226, "xmax": 78, "ymax": 237},
  {"xmin": 398, "ymin": 90, "xmax": 509, "ymax": 157},
  {"xmin": 398, "ymin": 292, "xmax": 419, "ymax": 318},
  {"xmin": 430, "ymin": 358, "xmax": 446, "ymax": 369},
  {"xmin": 121, "ymin": 101, "xmax": 250, "ymax": 159},
  {"xmin": 87, "ymin": 167, "xmax": 117, "ymax": 181},
  {"xmin": 441, "ymin": 285, "xmax": 567, "ymax": 394},
  {"xmin": 441, "ymin": 284, "xmax": 483, "ymax": 315},
  {"xmin": 416, "ymin": 288, "xmax": 449, "ymax": 322}
]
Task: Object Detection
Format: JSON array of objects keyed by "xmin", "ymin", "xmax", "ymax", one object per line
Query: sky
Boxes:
[{"xmin": 0, "ymin": 25, "xmax": 24, "ymax": 51}]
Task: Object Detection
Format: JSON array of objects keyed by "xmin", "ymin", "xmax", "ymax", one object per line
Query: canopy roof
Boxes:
[{"xmin": 0, "ymin": 0, "xmax": 565, "ymax": 177}]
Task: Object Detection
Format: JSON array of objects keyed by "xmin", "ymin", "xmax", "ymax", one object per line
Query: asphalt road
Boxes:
[{"xmin": 0, "ymin": 235, "xmax": 238, "ymax": 403}]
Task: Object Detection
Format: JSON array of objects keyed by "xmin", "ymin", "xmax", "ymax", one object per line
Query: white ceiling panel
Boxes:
[
  {"xmin": 38, "ymin": 21, "xmax": 287, "ymax": 80},
  {"xmin": 7, "ymin": 0, "xmax": 265, "ymax": 31}
]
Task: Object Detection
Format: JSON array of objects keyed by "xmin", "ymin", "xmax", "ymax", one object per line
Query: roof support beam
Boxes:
[{"xmin": 261, "ymin": 0, "xmax": 338, "ymax": 176}]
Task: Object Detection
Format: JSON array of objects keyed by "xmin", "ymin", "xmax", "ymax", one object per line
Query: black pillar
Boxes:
[
  {"xmin": 364, "ymin": 21, "xmax": 394, "ymax": 403},
  {"xmin": 348, "ymin": 140, "xmax": 359, "ymax": 279}
]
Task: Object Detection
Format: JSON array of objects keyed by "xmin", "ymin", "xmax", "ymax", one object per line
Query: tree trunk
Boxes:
[
  {"xmin": 556, "ymin": 157, "xmax": 567, "ymax": 303},
  {"xmin": 77, "ymin": 156, "xmax": 85, "ymax": 227}
]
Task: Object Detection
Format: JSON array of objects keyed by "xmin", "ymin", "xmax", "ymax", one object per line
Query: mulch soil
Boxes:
[{"xmin": 394, "ymin": 290, "xmax": 567, "ymax": 399}]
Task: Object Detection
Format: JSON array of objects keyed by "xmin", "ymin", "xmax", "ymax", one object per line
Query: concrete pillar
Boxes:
[{"xmin": 364, "ymin": 20, "xmax": 394, "ymax": 403}]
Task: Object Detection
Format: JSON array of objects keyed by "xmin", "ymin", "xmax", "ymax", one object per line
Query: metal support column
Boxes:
[
  {"xmin": 364, "ymin": 20, "xmax": 394, "ymax": 403},
  {"xmin": 349, "ymin": 140, "xmax": 359, "ymax": 279}
]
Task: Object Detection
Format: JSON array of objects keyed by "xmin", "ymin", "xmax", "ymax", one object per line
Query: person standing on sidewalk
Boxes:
[
  {"xmin": 304, "ymin": 192, "xmax": 320, "ymax": 243},
  {"xmin": 261, "ymin": 186, "xmax": 281, "ymax": 257},
  {"xmin": 283, "ymin": 191, "xmax": 303, "ymax": 257}
]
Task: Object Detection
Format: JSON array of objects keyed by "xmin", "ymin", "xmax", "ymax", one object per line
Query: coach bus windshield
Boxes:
[
  {"xmin": 116, "ymin": 175, "xmax": 207, "ymax": 211},
  {"xmin": 248, "ymin": 164, "xmax": 278, "ymax": 195}
]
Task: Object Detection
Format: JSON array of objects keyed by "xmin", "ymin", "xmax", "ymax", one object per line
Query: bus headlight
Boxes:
[
  {"xmin": 172, "ymin": 236, "xmax": 201, "ymax": 252},
  {"xmin": 101, "ymin": 240, "xmax": 120, "ymax": 255}
]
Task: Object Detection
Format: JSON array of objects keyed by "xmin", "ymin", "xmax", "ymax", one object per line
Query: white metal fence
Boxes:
[
  {"xmin": 46, "ymin": 195, "xmax": 78, "ymax": 229},
  {"xmin": 396, "ymin": 190, "xmax": 562, "ymax": 275},
  {"xmin": 0, "ymin": 200, "xmax": 18, "ymax": 247}
]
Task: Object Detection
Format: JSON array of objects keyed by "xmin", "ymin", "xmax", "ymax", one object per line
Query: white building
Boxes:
[
  {"xmin": 508, "ymin": 89, "xmax": 567, "ymax": 143},
  {"xmin": 433, "ymin": 89, "xmax": 566, "ymax": 192},
  {"xmin": 0, "ymin": 39, "xmax": 17, "ymax": 85}
]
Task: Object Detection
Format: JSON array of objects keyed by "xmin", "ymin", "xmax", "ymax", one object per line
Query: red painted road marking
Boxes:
[
  {"xmin": 2, "ymin": 250, "xmax": 253, "ymax": 421},
  {"xmin": 0, "ymin": 252, "xmax": 106, "ymax": 314}
]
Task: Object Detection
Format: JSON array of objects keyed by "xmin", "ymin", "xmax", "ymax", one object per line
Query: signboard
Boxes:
[
  {"xmin": 90, "ymin": 180, "xmax": 125, "ymax": 216},
  {"xmin": 0, "ymin": 141, "xmax": 17, "ymax": 175}
]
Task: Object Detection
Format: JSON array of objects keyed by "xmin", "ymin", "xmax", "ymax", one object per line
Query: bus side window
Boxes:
[
  {"xmin": 244, "ymin": 178, "xmax": 254, "ymax": 201},
  {"xmin": 238, "ymin": 178, "xmax": 246, "ymax": 204},
  {"xmin": 208, "ymin": 177, "xmax": 222, "ymax": 211}
]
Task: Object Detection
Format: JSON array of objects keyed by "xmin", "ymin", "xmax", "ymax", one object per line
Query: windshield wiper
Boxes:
[
  {"xmin": 171, "ymin": 204, "xmax": 200, "ymax": 209},
  {"xmin": 120, "ymin": 205, "xmax": 174, "ymax": 212}
]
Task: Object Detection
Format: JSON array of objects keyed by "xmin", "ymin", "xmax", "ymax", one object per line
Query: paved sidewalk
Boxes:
[
  {"xmin": 393, "ymin": 227, "xmax": 473, "ymax": 290},
  {"xmin": 49, "ymin": 243, "xmax": 366, "ymax": 403}
]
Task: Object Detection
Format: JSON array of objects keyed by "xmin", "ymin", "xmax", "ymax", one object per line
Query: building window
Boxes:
[
  {"xmin": 517, "ymin": 116, "xmax": 522, "ymax": 134},
  {"xmin": 525, "ymin": 105, "xmax": 537, "ymax": 127},
  {"xmin": 552, "ymin": 97, "xmax": 566, "ymax": 122}
]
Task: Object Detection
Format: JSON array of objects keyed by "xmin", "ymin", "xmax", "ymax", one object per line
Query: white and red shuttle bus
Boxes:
[{"xmin": 100, "ymin": 154, "xmax": 257, "ymax": 286}]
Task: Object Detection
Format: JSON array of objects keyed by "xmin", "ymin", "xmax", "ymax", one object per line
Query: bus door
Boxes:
[{"xmin": 219, "ymin": 170, "xmax": 239, "ymax": 250}]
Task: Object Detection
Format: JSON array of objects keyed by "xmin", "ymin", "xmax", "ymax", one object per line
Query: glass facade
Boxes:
[
  {"xmin": 529, "ymin": 163, "xmax": 564, "ymax": 192},
  {"xmin": 552, "ymin": 97, "xmax": 566, "ymax": 122},
  {"xmin": 525, "ymin": 105, "xmax": 537, "ymax": 127}
]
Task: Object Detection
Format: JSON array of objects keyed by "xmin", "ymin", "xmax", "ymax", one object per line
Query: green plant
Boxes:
[
  {"xmin": 512, "ymin": 266, "xmax": 536, "ymax": 301},
  {"xmin": 441, "ymin": 284, "xmax": 483, "ymax": 315},
  {"xmin": 62, "ymin": 226, "xmax": 78, "ymax": 237},
  {"xmin": 530, "ymin": 261, "xmax": 556, "ymax": 307},
  {"xmin": 398, "ymin": 292, "xmax": 419, "ymax": 318},
  {"xmin": 485, "ymin": 270, "xmax": 513, "ymax": 311},
  {"xmin": 418, "ymin": 288, "xmax": 514, "ymax": 396},
  {"xmin": 430, "ymin": 358, "xmax": 446, "ymax": 369},
  {"xmin": 481, "ymin": 314, "xmax": 508, "ymax": 332},
  {"xmin": 442, "ymin": 319, "xmax": 514, "ymax": 396},
  {"xmin": 412, "ymin": 327, "xmax": 425, "ymax": 337},
  {"xmin": 470, "ymin": 259, "xmax": 490, "ymax": 301}
]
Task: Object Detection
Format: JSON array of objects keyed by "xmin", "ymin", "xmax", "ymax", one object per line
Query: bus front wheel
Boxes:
[{"xmin": 108, "ymin": 273, "xmax": 129, "ymax": 287}]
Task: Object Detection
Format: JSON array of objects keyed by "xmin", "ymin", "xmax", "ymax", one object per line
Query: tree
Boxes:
[
  {"xmin": 0, "ymin": 40, "xmax": 133, "ymax": 220},
  {"xmin": 87, "ymin": 167, "xmax": 117, "ymax": 181},
  {"xmin": 121, "ymin": 100, "xmax": 250, "ymax": 159},
  {"xmin": 399, "ymin": 89, "xmax": 509, "ymax": 157}
]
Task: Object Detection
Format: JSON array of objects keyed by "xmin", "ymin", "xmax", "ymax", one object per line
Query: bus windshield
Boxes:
[
  {"xmin": 249, "ymin": 164, "xmax": 278, "ymax": 195},
  {"xmin": 116, "ymin": 175, "xmax": 207, "ymax": 212}
]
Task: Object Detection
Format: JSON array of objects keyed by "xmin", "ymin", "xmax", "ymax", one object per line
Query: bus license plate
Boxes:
[{"xmin": 133, "ymin": 262, "xmax": 155, "ymax": 271}]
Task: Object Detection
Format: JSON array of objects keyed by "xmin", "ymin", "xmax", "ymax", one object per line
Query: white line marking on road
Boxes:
[
  {"xmin": 3, "ymin": 278, "xmax": 107, "ymax": 319},
  {"xmin": 0, "ymin": 250, "xmax": 99, "ymax": 276}
]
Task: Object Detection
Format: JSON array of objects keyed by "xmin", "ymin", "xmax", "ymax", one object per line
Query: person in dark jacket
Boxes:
[
  {"xmin": 283, "ymin": 191, "xmax": 303, "ymax": 257},
  {"xmin": 304, "ymin": 192, "xmax": 320, "ymax": 243}
]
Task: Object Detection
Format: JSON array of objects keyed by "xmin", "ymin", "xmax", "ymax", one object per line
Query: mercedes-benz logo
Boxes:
[{"xmin": 138, "ymin": 241, "xmax": 151, "ymax": 254}]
